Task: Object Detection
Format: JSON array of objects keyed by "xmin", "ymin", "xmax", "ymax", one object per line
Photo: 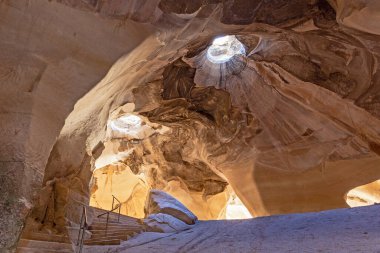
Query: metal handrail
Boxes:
[
  {"xmin": 96, "ymin": 195, "xmax": 122, "ymax": 235},
  {"xmin": 76, "ymin": 206, "xmax": 87, "ymax": 253}
]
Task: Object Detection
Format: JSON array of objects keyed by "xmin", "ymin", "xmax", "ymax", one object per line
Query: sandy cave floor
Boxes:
[{"xmin": 83, "ymin": 205, "xmax": 380, "ymax": 253}]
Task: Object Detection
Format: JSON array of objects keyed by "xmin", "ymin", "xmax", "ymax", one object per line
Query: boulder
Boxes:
[
  {"xmin": 144, "ymin": 213, "xmax": 192, "ymax": 233},
  {"xmin": 145, "ymin": 190, "xmax": 198, "ymax": 225}
]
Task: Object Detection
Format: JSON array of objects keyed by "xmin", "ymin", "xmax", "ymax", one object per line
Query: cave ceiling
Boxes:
[
  {"xmin": 48, "ymin": 0, "xmax": 380, "ymax": 217},
  {"xmin": 2, "ymin": 0, "xmax": 380, "ymax": 250}
]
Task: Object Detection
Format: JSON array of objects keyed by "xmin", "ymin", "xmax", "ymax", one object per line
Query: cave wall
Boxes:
[
  {"xmin": 26, "ymin": 0, "xmax": 380, "ymax": 226},
  {"xmin": 0, "ymin": 0, "xmax": 152, "ymax": 250},
  {"xmin": 183, "ymin": 22, "xmax": 380, "ymax": 215},
  {"xmin": 2, "ymin": 0, "xmax": 380, "ymax": 251}
]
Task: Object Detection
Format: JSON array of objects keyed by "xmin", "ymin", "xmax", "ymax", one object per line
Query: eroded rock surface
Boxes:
[
  {"xmin": 144, "ymin": 213, "xmax": 192, "ymax": 233},
  {"xmin": 120, "ymin": 205, "xmax": 380, "ymax": 253},
  {"xmin": 24, "ymin": 0, "xmax": 380, "ymax": 229},
  {"xmin": 2, "ymin": 0, "xmax": 380, "ymax": 252},
  {"xmin": 145, "ymin": 190, "xmax": 198, "ymax": 225}
]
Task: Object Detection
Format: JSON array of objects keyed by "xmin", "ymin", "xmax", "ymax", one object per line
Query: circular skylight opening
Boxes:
[
  {"xmin": 207, "ymin": 35, "xmax": 246, "ymax": 64},
  {"xmin": 109, "ymin": 114, "xmax": 142, "ymax": 136}
]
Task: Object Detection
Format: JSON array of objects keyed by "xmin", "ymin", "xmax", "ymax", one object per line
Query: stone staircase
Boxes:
[
  {"xmin": 16, "ymin": 207, "xmax": 145, "ymax": 253},
  {"xmin": 17, "ymin": 238, "xmax": 73, "ymax": 253},
  {"xmin": 85, "ymin": 207, "xmax": 144, "ymax": 246}
]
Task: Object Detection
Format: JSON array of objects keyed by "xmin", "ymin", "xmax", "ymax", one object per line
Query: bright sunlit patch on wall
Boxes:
[
  {"xmin": 110, "ymin": 114, "xmax": 142, "ymax": 133},
  {"xmin": 207, "ymin": 35, "xmax": 246, "ymax": 64},
  {"xmin": 108, "ymin": 113, "xmax": 169, "ymax": 140},
  {"xmin": 225, "ymin": 193, "xmax": 252, "ymax": 220},
  {"xmin": 345, "ymin": 180, "xmax": 380, "ymax": 207},
  {"xmin": 109, "ymin": 114, "xmax": 144, "ymax": 139},
  {"xmin": 111, "ymin": 114, "xmax": 142, "ymax": 131}
]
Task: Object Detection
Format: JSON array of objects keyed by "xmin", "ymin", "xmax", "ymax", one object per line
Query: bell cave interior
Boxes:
[{"xmin": 1, "ymin": 0, "xmax": 380, "ymax": 252}]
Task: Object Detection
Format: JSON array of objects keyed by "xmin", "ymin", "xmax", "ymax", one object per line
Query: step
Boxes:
[
  {"xmin": 90, "ymin": 232, "xmax": 136, "ymax": 241},
  {"xmin": 16, "ymin": 247, "xmax": 73, "ymax": 253},
  {"xmin": 89, "ymin": 229, "xmax": 141, "ymax": 235},
  {"xmin": 91, "ymin": 208, "xmax": 141, "ymax": 221},
  {"xmin": 89, "ymin": 222, "xmax": 144, "ymax": 228},
  {"xmin": 90, "ymin": 228, "xmax": 140, "ymax": 236},
  {"xmin": 90, "ymin": 234, "xmax": 130, "ymax": 241},
  {"xmin": 89, "ymin": 229, "xmax": 141, "ymax": 236},
  {"xmin": 84, "ymin": 238, "xmax": 121, "ymax": 245},
  {"xmin": 95, "ymin": 217, "xmax": 142, "ymax": 225},
  {"xmin": 91, "ymin": 220, "xmax": 141, "ymax": 226},
  {"xmin": 97, "ymin": 219, "xmax": 141, "ymax": 225},
  {"xmin": 91, "ymin": 222, "xmax": 144, "ymax": 229},
  {"xmin": 21, "ymin": 232, "xmax": 71, "ymax": 243},
  {"xmin": 88, "ymin": 228, "xmax": 141, "ymax": 234},
  {"xmin": 18, "ymin": 239, "xmax": 73, "ymax": 251},
  {"xmin": 89, "ymin": 224, "xmax": 141, "ymax": 231}
]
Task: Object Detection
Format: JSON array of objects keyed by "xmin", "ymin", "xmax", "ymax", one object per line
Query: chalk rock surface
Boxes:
[
  {"xmin": 122, "ymin": 205, "xmax": 380, "ymax": 253},
  {"xmin": 145, "ymin": 190, "xmax": 198, "ymax": 225},
  {"xmin": 144, "ymin": 213, "xmax": 192, "ymax": 233},
  {"xmin": 2, "ymin": 0, "xmax": 380, "ymax": 252}
]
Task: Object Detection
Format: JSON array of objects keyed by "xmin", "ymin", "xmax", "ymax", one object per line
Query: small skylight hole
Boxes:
[
  {"xmin": 207, "ymin": 35, "xmax": 246, "ymax": 64},
  {"xmin": 109, "ymin": 114, "xmax": 143, "ymax": 138}
]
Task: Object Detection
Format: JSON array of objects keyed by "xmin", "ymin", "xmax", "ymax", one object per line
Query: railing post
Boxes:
[
  {"xmin": 80, "ymin": 207, "xmax": 87, "ymax": 253},
  {"xmin": 112, "ymin": 195, "xmax": 121, "ymax": 223},
  {"xmin": 76, "ymin": 208, "xmax": 84, "ymax": 246},
  {"xmin": 105, "ymin": 211, "xmax": 109, "ymax": 236},
  {"xmin": 97, "ymin": 195, "xmax": 123, "ymax": 236},
  {"xmin": 79, "ymin": 227, "xmax": 85, "ymax": 253},
  {"xmin": 77, "ymin": 206, "xmax": 87, "ymax": 253}
]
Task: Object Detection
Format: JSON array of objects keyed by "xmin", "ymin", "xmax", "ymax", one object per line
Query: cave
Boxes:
[{"xmin": 1, "ymin": 0, "xmax": 380, "ymax": 252}]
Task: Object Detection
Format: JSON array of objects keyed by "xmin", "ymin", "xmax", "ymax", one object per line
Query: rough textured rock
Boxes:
[
  {"xmin": 145, "ymin": 190, "xmax": 198, "ymax": 225},
  {"xmin": 1, "ymin": 0, "xmax": 380, "ymax": 252},
  {"xmin": 346, "ymin": 180, "xmax": 380, "ymax": 207},
  {"xmin": 0, "ymin": 0, "xmax": 151, "ymax": 250},
  {"xmin": 89, "ymin": 163, "xmax": 149, "ymax": 218},
  {"xmin": 144, "ymin": 213, "xmax": 192, "ymax": 233},
  {"xmin": 329, "ymin": 0, "xmax": 380, "ymax": 35},
  {"xmin": 89, "ymin": 109, "xmax": 229, "ymax": 220},
  {"xmin": 119, "ymin": 205, "xmax": 380, "ymax": 253}
]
